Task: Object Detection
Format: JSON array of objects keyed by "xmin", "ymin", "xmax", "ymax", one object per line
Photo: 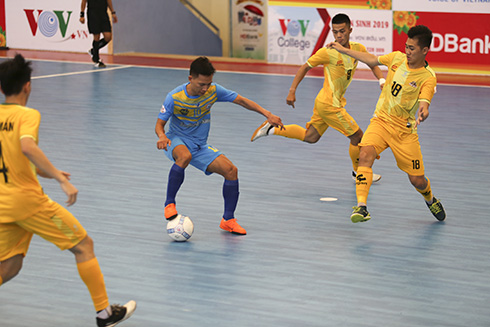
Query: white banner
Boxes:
[
  {"xmin": 5, "ymin": 0, "xmax": 107, "ymax": 53},
  {"xmin": 231, "ymin": 0, "xmax": 267, "ymax": 60},
  {"xmin": 268, "ymin": 6, "xmax": 392, "ymax": 68},
  {"xmin": 268, "ymin": 6, "xmax": 321, "ymax": 64},
  {"xmin": 392, "ymin": 0, "xmax": 490, "ymax": 14}
]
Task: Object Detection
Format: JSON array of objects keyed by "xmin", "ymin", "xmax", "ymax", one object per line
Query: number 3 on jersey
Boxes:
[{"xmin": 0, "ymin": 141, "xmax": 9, "ymax": 183}]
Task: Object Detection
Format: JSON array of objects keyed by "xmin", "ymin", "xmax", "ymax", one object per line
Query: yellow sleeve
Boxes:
[
  {"xmin": 419, "ymin": 76, "xmax": 437, "ymax": 104},
  {"xmin": 19, "ymin": 109, "xmax": 41, "ymax": 143},
  {"xmin": 357, "ymin": 43, "xmax": 367, "ymax": 53},
  {"xmin": 307, "ymin": 47, "xmax": 330, "ymax": 68},
  {"xmin": 378, "ymin": 51, "xmax": 401, "ymax": 67}
]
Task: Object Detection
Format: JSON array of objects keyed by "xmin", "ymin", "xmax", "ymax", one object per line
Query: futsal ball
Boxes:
[{"xmin": 166, "ymin": 215, "xmax": 194, "ymax": 242}]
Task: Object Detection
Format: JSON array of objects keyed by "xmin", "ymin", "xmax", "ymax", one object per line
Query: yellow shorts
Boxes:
[
  {"xmin": 360, "ymin": 117, "xmax": 425, "ymax": 176},
  {"xmin": 306, "ymin": 99, "xmax": 360, "ymax": 137},
  {"xmin": 0, "ymin": 199, "xmax": 87, "ymax": 261}
]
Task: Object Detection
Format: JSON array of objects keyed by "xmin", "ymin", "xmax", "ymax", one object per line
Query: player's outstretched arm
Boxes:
[
  {"xmin": 20, "ymin": 137, "xmax": 78, "ymax": 206},
  {"xmin": 155, "ymin": 118, "xmax": 171, "ymax": 151},
  {"xmin": 415, "ymin": 101, "xmax": 430, "ymax": 127},
  {"xmin": 287, "ymin": 63, "xmax": 312, "ymax": 108},
  {"xmin": 233, "ymin": 95, "xmax": 284, "ymax": 130},
  {"xmin": 368, "ymin": 65, "xmax": 385, "ymax": 90},
  {"xmin": 327, "ymin": 42, "xmax": 380, "ymax": 67}
]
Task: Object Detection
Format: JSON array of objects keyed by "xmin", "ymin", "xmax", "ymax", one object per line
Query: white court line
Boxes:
[
  {"xmin": 32, "ymin": 65, "xmax": 133, "ymax": 80},
  {"xmin": 22, "ymin": 57, "xmax": 489, "ymax": 88}
]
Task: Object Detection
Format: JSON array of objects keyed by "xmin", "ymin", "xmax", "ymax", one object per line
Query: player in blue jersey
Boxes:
[{"xmin": 155, "ymin": 57, "xmax": 284, "ymax": 235}]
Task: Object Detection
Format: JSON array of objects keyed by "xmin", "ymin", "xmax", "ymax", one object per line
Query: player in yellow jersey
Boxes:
[
  {"xmin": 251, "ymin": 13, "xmax": 384, "ymax": 182},
  {"xmin": 0, "ymin": 55, "xmax": 135, "ymax": 327},
  {"xmin": 328, "ymin": 25, "xmax": 446, "ymax": 223}
]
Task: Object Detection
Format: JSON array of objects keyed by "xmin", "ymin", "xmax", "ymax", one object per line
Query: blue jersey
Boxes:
[{"xmin": 158, "ymin": 82, "xmax": 238, "ymax": 145}]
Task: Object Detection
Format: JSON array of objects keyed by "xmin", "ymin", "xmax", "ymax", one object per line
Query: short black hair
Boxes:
[
  {"xmin": 0, "ymin": 54, "xmax": 32, "ymax": 96},
  {"xmin": 189, "ymin": 56, "xmax": 215, "ymax": 77},
  {"xmin": 332, "ymin": 13, "xmax": 351, "ymax": 27},
  {"xmin": 407, "ymin": 25, "xmax": 433, "ymax": 49}
]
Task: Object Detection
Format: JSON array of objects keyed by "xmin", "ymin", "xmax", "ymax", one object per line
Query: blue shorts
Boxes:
[{"xmin": 164, "ymin": 133, "xmax": 222, "ymax": 175}]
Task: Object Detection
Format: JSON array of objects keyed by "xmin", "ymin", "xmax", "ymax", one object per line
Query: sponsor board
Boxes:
[
  {"xmin": 392, "ymin": 11, "xmax": 490, "ymax": 74},
  {"xmin": 231, "ymin": 0, "xmax": 267, "ymax": 59},
  {"xmin": 5, "ymin": 0, "xmax": 107, "ymax": 53},
  {"xmin": 392, "ymin": 0, "xmax": 490, "ymax": 14},
  {"xmin": 268, "ymin": 6, "xmax": 392, "ymax": 68}
]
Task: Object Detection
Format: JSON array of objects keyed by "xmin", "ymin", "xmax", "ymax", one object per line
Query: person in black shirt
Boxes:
[{"xmin": 80, "ymin": 0, "xmax": 118, "ymax": 67}]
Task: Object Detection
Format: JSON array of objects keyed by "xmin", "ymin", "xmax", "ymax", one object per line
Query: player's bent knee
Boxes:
[
  {"xmin": 349, "ymin": 129, "xmax": 363, "ymax": 145},
  {"xmin": 174, "ymin": 153, "xmax": 192, "ymax": 168},
  {"xmin": 70, "ymin": 235, "xmax": 94, "ymax": 256},
  {"xmin": 175, "ymin": 157, "xmax": 191, "ymax": 168},
  {"xmin": 408, "ymin": 175, "xmax": 426, "ymax": 190},
  {"xmin": 220, "ymin": 164, "xmax": 238, "ymax": 180},
  {"xmin": 358, "ymin": 146, "xmax": 377, "ymax": 166},
  {"xmin": 303, "ymin": 133, "xmax": 320, "ymax": 143},
  {"xmin": 173, "ymin": 146, "xmax": 192, "ymax": 168},
  {"xmin": 1, "ymin": 254, "xmax": 24, "ymax": 283}
]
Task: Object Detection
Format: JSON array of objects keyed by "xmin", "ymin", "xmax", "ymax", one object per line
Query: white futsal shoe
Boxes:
[
  {"xmin": 251, "ymin": 121, "xmax": 273, "ymax": 142},
  {"xmin": 96, "ymin": 300, "xmax": 137, "ymax": 327},
  {"xmin": 352, "ymin": 171, "xmax": 382, "ymax": 183}
]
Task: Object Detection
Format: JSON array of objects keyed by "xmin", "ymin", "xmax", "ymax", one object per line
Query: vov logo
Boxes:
[
  {"xmin": 24, "ymin": 9, "xmax": 72, "ymax": 38},
  {"xmin": 278, "ymin": 19, "xmax": 310, "ymax": 37}
]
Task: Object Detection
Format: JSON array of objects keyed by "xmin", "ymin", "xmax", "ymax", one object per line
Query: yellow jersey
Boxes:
[
  {"xmin": 375, "ymin": 51, "xmax": 437, "ymax": 133},
  {"xmin": 0, "ymin": 104, "xmax": 49, "ymax": 222},
  {"xmin": 307, "ymin": 42, "xmax": 367, "ymax": 108}
]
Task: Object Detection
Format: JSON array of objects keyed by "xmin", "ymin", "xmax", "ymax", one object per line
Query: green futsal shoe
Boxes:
[
  {"xmin": 351, "ymin": 206, "xmax": 371, "ymax": 223},
  {"xmin": 426, "ymin": 197, "xmax": 446, "ymax": 221}
]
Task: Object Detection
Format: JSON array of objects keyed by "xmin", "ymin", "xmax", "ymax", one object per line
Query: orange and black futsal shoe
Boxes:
[
  {"xmin": 164, "ymin": 203, "xmax": 178, "ymax": 220},
  {"xmin": 219, "ymin": 218, "xmax": 247, "ymax": 235}
]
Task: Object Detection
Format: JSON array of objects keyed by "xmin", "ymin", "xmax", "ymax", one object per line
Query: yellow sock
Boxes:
[
  {"xmin": 0, "ymin": 274, "xmax": 3, "ymax": 287},
  {"xmin": 273, "ymin": 124, "xmax": 306, "ymax": 141},
  {"xmin": 349, "ymin": 143, "xmax": 360, "ymax": 172},
  {"xmin": 356, "ymin": 166, "xmax": 373, "ymax": 205},
  {"xmin": 77, "ymin": 257, "xmax": 110, "ymax": 312},
  {"xmin": 416, "ymin": 177, "xmax": 433, "ymax": 203}
]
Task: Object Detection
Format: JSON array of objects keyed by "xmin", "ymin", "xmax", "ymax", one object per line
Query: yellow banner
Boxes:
[{"xmin": 269, "ymin": 0, "xmax": 391, "ymax": 10}]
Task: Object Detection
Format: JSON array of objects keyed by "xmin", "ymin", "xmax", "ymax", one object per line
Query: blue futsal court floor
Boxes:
[{"xmin": 0, "ymin": 56, "xmax": 489, "ymax": 326}]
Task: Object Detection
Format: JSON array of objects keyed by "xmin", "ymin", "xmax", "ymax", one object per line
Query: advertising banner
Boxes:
[
  {"xmin": 0, "ymin": 0, "xmax": 6, "ymax": 47},
  {"xmin": 231, "ymin": 0, "xmax": 267, "ymax": 60},
  {"xmin": 268, "ymin": 6, "xmax": 392, "ymax": 68},
  {"xmin": 392, "ymin": 0, "xmax": 490, "ymax": 14},
  {"xmin": 5, "ymin": 0, "xmax": 107, "ymax": 53},
  {"xmin": 392, "ymin": 11, "xmax": 490, "ymax": 74},
  {"xmin": 269, "ymin": 0, "xmax": 392, "ymax": 9}
]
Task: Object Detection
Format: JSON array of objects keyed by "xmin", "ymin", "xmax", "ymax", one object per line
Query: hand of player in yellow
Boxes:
[
  {"xmin": 286, "ymin": 92, "xmax": 296, "ymax": 108},
  {"xmin": 60, "ymin": 179, "xmax": 78, "ymax": 206}
]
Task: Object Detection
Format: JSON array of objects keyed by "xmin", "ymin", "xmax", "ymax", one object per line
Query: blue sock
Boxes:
[
  {"xmin": 165, "ymin": 164, "xmax": 185, "ymax": 206},
  {"xmin": 223, "ymin": 179, "xmax": 239, "ymax": 220}
]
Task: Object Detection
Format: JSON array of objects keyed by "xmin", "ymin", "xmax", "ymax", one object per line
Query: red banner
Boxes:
[
  {"xmin": 393, "ymin": 11, "xmax": 490, "ymax": 74},
  {"xmin": 0, "ymin": 0, "xmax": 6, "ymax": 47}
]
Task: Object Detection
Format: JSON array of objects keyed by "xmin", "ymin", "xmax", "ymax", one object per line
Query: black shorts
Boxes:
[{"xmin": 87, "ymin": 10, "xmax": 111, "ymax": 34}]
